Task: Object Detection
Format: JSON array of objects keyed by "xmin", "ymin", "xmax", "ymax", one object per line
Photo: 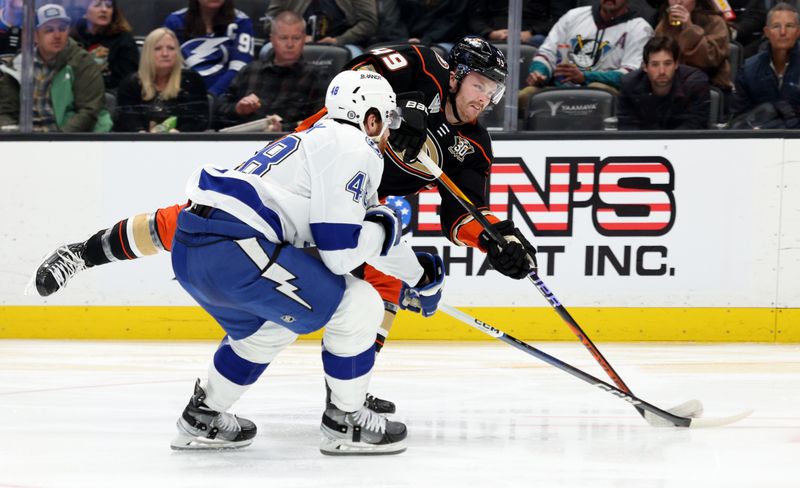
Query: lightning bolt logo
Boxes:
[
  {"xmin": 235, "ymin": 238, "xmax": 312, "ymax": 309},
  {"xmin": 183, "ymin": 38, "xmax": 228, "ymax": 77}
]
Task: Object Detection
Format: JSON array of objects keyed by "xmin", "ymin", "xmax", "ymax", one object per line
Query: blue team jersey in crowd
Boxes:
[{"xmin": 164, "ymin": 8, "xmax": 254, "ymax": 96}]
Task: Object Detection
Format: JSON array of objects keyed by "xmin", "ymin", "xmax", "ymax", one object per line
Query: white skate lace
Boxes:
[
  {"xmin": 24, "ymin": 246, "xmax": 86, "ymax": 296},
  {"xmin": 212, "ymin": 412, "xmax": 242, "ymax": 434},
  {"xmin": 351, "ymin": 407, "xmax": 386, "ymax": 434},
  {"xmin": 46, "ymin": 247, "xmax": 87, "ymax": 289}
]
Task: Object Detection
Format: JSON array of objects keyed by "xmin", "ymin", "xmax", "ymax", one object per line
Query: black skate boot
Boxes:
[
  {"xmin": 325, "ymin": 381, "xmax": 396, "ymax": 414},
  {"xmin": 365, "ymin": 393, "xmax": 396, "ymax": 414},
  {"xmin": 35, "ymin": 243, "xmax": 92, "ymax": 297},
  {"xmin": 320, "ymin": 404, "xmax": 407, "ymax": 455},
  {"xmin": 170, "ymin": 379, "xmax": 257, "ymax": 450}
]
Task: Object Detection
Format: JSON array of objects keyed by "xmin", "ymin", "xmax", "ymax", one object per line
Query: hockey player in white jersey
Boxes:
[{"xmin": 169, "ymin": 70, "xmax": 445, "ymax": 455}]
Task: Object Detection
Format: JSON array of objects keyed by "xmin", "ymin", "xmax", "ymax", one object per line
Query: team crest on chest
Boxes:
[{"xmin": 448, "ymin": 136, "xmax": 474, "ymax": 162}]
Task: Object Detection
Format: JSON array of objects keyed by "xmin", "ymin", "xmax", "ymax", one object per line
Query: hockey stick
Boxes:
[
  {"xmin": 440, "ymin": 304, "xmax": 752, "ymax": 428},
  {"xmin": 416, "ymin": 152, "xmax": 648, "ymax": 420}
]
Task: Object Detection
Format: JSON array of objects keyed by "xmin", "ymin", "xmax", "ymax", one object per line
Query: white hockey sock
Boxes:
[{"xmin": 203, "ymin": 365, "xmax": 250, "ymax": 413}]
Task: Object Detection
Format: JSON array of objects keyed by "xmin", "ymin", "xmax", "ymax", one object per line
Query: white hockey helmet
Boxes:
[{"xmin": 325, "ymin": 70, "xmax": 400, "ymax": 139}]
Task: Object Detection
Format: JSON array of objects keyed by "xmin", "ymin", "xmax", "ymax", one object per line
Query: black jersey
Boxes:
[
  {"xmin": 347, "ymin": 44, "xmax": 497, "ymax": 248},
  {"xmin": 0, "ymin": 20, "xmax": 21, "ymax": 57}
]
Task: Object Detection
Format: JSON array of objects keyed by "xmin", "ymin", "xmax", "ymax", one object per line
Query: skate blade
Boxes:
[
  {"xmin": 319, "ymin": 437, "xmax": 406, "ymax": 456},
  {"xmin": 170, "ymin": 434, "xmax": 253, "ymax": 451}
]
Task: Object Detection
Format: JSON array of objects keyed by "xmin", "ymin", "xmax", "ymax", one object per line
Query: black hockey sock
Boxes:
[
  {"xmin": 375, "ymin": 332, "xmax": 387, "ymax": 353},
  {"xmin": 83, "ymin": 229, "xmax": 110, "ymax": 267}
]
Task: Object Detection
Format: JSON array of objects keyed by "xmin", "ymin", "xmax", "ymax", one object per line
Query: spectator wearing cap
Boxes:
[{"xmin": 0, "ymin": 3, "xmax": 112, "ymax": 131}]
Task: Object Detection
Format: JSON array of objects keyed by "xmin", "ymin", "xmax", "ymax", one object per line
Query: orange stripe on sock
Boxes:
[{"xmin": 118, "ymin": 223, "xmax": 134, "ymax": 260}]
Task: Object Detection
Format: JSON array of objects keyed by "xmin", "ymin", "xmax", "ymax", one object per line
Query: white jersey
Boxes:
[
  {"xmin": 185, "ymin": 119, "xmax": 423, "ymax": 284},
  {"xmin": 535, "ymin": 6, "xmax": 653, "ymax": 77}
]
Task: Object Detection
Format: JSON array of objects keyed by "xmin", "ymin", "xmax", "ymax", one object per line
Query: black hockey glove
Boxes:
[
  {"xmin": 389, "ymin": 91, "xmax": 428, "ymax": 164},
  {"xmin": 478, "ymin": 220, "xmax": 537, "ymax": 280}
]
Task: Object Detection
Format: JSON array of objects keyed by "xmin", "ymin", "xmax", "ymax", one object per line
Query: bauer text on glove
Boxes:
[{"xmin": 388, "ymin": 91, "xmax": 428, "ymax": 164}]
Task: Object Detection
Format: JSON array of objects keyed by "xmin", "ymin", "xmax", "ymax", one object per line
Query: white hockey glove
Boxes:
[
  {"xmin": 365, "ymin": 204, "xmax": 402, "ymax": 256},
  {"xmin": 399, "ymin": 252, "xmax": 445, "ymax": 317}
]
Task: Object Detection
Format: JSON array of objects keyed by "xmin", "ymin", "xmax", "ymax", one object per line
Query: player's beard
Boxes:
[{"xmin": 457, "ymin": 97, "xmax": 484, "ymax": 124}]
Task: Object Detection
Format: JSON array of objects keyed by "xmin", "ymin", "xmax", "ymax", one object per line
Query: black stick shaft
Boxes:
[{"xmin": 440, "ymin": 304, "xmax": 688, "ymax": 427}]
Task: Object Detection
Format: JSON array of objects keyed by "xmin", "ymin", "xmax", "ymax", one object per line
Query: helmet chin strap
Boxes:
[{"xmin": 448, "ymin": 81, "xmax": 465, "ymax": 124}]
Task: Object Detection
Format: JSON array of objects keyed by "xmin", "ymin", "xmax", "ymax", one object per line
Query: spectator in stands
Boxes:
[
  {"xmin": 518, "ymin": 0, "xmax": 654, "ymax": 115},
  {"xmin": 728, "ymin": 0, "xmax": 767, "ymax": 57},
  {"xmin": 467, "ymin": 0, "xmax": 576, "ymax": 48},
  {"xmin": 367, "ymin": 0, "xmax": 408, "ymax": 45},
  {"xmin": 71, "ymin": 0, "xmax": 139, "ymax": 91},
  {"xmin": 266, "ymin": 0, "xmax": 377, "ymax": 55},
  {"xmin": 617, "ymin": 35, "xmax": 710, "ymax": 129},
  {"xmin": 114, "ymin": 27, "xmax": 209, "ymax": 132},
  {"xmin": 632, "ymin": 0, "xmax": 660, "ymax": 27},
  {"xmin": 215, "ymin": 11, "xmax": 327, "ymax": 131},
  {"xmin": 650, "ymin": 0, "xmax": 766, "ymax": 56},
  {"xmin": 654, "ymin": 0, "xmax": 732, "ymax": 90},
  {"xmin": 732, "ymin": 2, "xmax": 800, "ymax": 128},
  {"xmin": 0, "ymin": 4, "xmax": 111, "ymax": 132},
  {"xmin": 165, "ymin": 0, "xmax": 254, "ymax": 97},
  {"xmin": 399, "ymin": 0, "xmax": 467, "ymax": 49},
  {"xmin": 0, "ymin": 0, "xmax": 22, "ymax": 59}
]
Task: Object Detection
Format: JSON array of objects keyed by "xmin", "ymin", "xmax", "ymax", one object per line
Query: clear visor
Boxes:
[
  {"xmin": 466, "ymin": 71, "xmax": 506, "ymax": 105},
  {"xmin": 489, "ymin": 84, "xmax": 506, "ymax": 105},
  {"xmin": 475, "ymin": 75, "xmax": 505, "ymax": 105},
  {"xmin": 385, "ymin": 106, "xmax": 403, "ymax": 130}
]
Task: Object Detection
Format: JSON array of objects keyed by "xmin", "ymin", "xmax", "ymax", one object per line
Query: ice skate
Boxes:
[
  {"xmin": 170, "ymin": 379, "xmax": 257, "ymax": 450},
  {"xmin": 320, "ymin": 404, "xmax": 407, "ymax": 455},
  {"xmin": 34, "ymin": 242, "xmax": 91, "ymax": 297}
]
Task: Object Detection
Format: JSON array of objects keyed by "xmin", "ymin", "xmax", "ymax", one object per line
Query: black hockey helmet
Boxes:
[{"xmin": 448, "ymin": 35, "xmax": 508, "ymax": 104}]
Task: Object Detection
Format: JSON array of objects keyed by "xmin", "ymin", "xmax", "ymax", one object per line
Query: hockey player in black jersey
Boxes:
[{"xmin": 333, "ymin": 37, "xmax": 537, "ymax": 359}]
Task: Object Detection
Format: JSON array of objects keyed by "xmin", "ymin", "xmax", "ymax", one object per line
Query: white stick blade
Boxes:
[{"xmin": 689, "ymin": 409, "xmax": 754, "ymax": 429}]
